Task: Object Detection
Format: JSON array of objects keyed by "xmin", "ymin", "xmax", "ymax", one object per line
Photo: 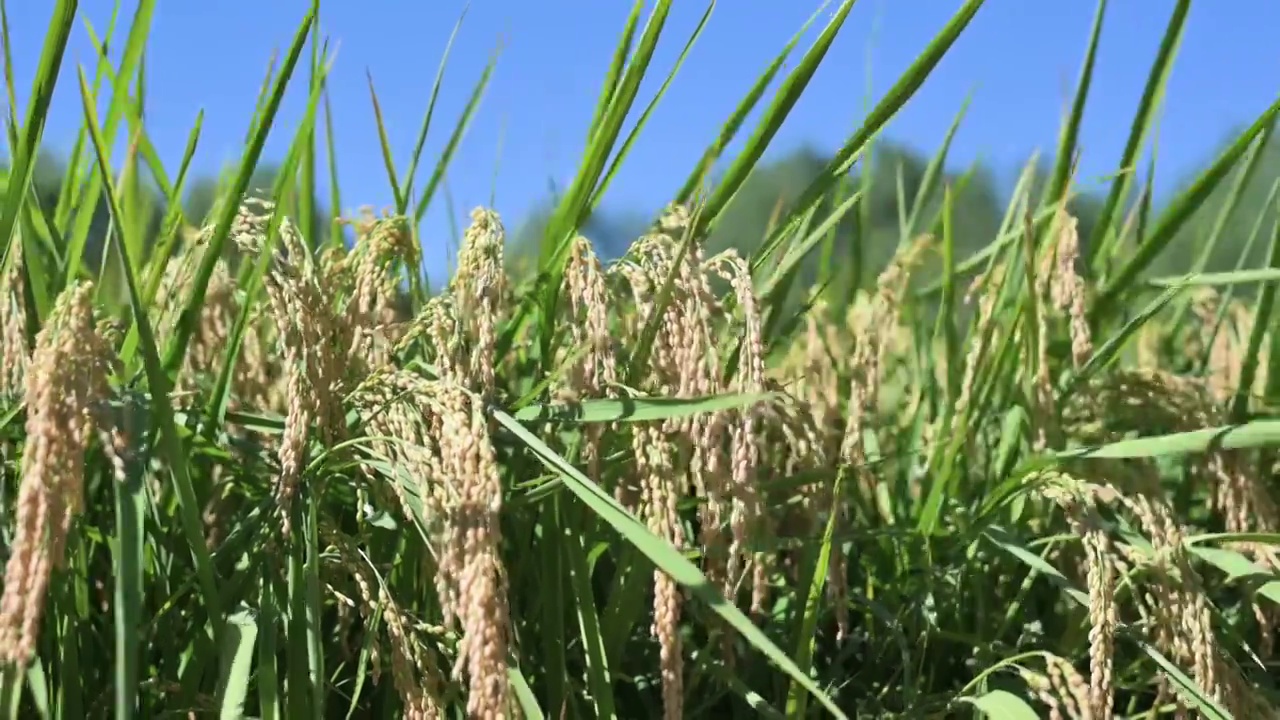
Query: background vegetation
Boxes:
[{"xmin": 1, "ymin": 0, "xmax": 1280, "ymax": 718}]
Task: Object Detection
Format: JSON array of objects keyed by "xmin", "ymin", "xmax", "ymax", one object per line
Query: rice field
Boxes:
[{"xmin": 2, "ymin": 0, "xmax": 1280, "ymax": 718}]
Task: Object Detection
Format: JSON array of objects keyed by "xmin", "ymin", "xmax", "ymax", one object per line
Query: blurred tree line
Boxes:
[
  {"xmin": 509, "ymin": 129, "xmax": 1280, "ymax": 312},
  {"xmin": 3, "ymin": 126, "xmax": 1276, "ymax": 312}
]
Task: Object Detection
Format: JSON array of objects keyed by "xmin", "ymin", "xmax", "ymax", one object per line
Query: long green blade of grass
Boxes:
[
  {"xmin": 537, "ymin": 0, "xmax": 671, "ymax": 269},
  {"xmin": 783, "ymin": 471, "xmax": 841, "ymax": 718},
  {"xmin": 1042, "ymin": 0, "xmax": 1106, "ymax": 216},
  {"xmin": 490, "ymin": 406, "xmax": 850, "ymax": 720},
  {"xmin": 1087, "ymin": 0, "xmax": 1189, "ymax": 272},
  {"xmin": 673, "ymin": 1, "xmax": 831, "ymax": 206},
  {"xmin": 902, "ymin": 94, "xmax": 972, "ymax": 242},
  {"xmin": 0, "ymin": 0, "xmax": 76, "ymax": 286},
  {"xmin": 112, "ymin": 424, "xmax": 145, "ymax": 720},
  {"xmin": 400, "ymin": 3, "xmax": 468, "ymax": 211},
  {"xmin": 1165, "ymin": 122, "xmax": 1275, "ymax": 331},
  {"xmin": 513, "ymin": 391, "xmax": 775, "ymax": 424},
  {"xmin": 77, "ymin": 63, "xmax": 227, "ymax": 649},
  {"xmin": 365, "ymin": 70, "xmax": 404, "ymax": 208},
  {"xmin": 58, "ymin": 0, "xmax": 154, "ymax": 296},
  {"xmin": 1092, "ymin": 98, "xmax": 1280, "ymax": 320},
  {"xmin": 1056, "ymin": 419, "xmax": 1280, "ymax": 461},
  {"xmin": 697, "ymin": 0, "xmax": 854, "ymax": 235},
  {"xmin": 216, "ymin": 609, "xmax": 258, "ymax": 720},
  {"xmin": 1230, "ymin": 199, "xmax": 1280, "ymax": 420},
  {"xmin": 752, "ymin": 0, "xmax": 985, "ymax": 273},
  {"xmin": 161, "ymin": 8, "xmax": 315, "ymax": 377},
  {"xmin": 588, "ymin": 1, "xmax": 714, "ymax": 212},
  {"xmin": 411, "ymin": 47, "xmax": 495, "ymax": 225}
]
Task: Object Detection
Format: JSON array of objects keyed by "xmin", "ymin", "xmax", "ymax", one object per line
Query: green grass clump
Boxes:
[{"xmin": 2, "ymin": 0, "xmax": 1280, "ymax": 718}]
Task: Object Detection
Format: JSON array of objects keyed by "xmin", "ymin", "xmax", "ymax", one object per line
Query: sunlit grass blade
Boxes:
[
  {"xmin": 1056, "ymin": 419, "xmax": 1280, "ymax": 461},
  {"xmin": 322, "ymin": 87, "xmax": 343, "ymax": 245},
  {"xmin": 957, "ymin": 690, "xmax": 1040, "ymax": 720},
  {"xmin": 564, "ymin": 507, "xmax": 615, "ymax": 719},
  {"xmin": 1147, "ymin": 267, "xmax": 1280, "ymax": 289},
  {"xmin": 916, "ymin": 156, "xmax": 1046, "ymax": 297},
  {"xmin": 1189, "ymin": 181, "xmax": 1280, "ymax": 378},
  {"xmin": 918, "ymin": 248, "xmax": 1020, "ymax": 531},
  {"xmin": 626, "ymin": 201, "xmax": 706, "ymax": 380},
  {"xmin": 1093, "ymin": 98, "xmax": 1280, "ymax": 321},
  {"xmin": 1088, "ymin": 0, "xmax": 1189, "ymax": 272},
  {"xmin": 365, "ymin": 70, "xmax": 404, "ymax": 208},
  {"xmin": 511, "ymin": 668, "xmax": 546, "ymax": 720},
  {"xmin": 142, "ymin": 110, "xmax": 203, "ymax": 301},
  {"xmin": 1229, "ymin": 199, "xmax": 1280, "ymax": 419},
  {"xmin": 846, "ymin": 60, "xmax": 878, "ymax": 303},
  {"xmin": 537, "ymin": 0, "xmax": 670, "ymax": 269},
  {"xmin": 0, "ymin": 0, "xmax": 76, "ymax": 287},
  {"xmin": 285, "ymin": 517, "xmax": 313, "ymax": 718},
  {"xmin": 1188, "ymin": 545, "xmax": 1280, "ymax": 605},
  {"xmin": 752, "ymin": 0, "xmax": 985, "ymax": 272},
  {"xmin": 536, "ymin": 500, "xmax": 568, "ymax": 714},
  {"xmin": 0, "ymin": 0, "xmax": 17, "ymax": 128},
  {"xmin": 1165, "ymin": 122, "xmax": 1274, "ymax": 330},
  {"xmin": 902, "ymin": 94, "xmax": 971, "ymax": 241},
  {"xmin": 755, "ymin": 190, "xmax": 862, "ymax": 346},
  {"xmin": 258, "ymin": 565, "xmax": 281, "ymax": 720},
  {"xmin": 16, "ymin": 189, "xmax": 53, "ymax": 327},
  {"xmin": 588, "ymin": 0, "xmax": 641, "ymax": 142},
  {"xmin": 341, "ymin": 601, "xmax": 381, "ymax": 720},
  {"xmin": 411, "ymin": 46, "xmax": 495, "ymax": 224},
  {"xmin": 696, "ymin": 0, "xmax": 853, "ymax": 235},
  {"xmin": 115, "ymin": 109, "xmax": 203, "ymax": 367},
  {"xmin": 204, "ymin": 48, "xmax": 333, "ymax": 436},
  {"xmin": 161, "ymin": 8, "xmax": 315, "ymax": 377},
  {"xmin": 240, "ymin": 48, "xmax": 277, "ymax": 141},
  {"xmin": 1137, "ymin": 641, "xmax": 1232, "ymax": 720},
  {"xmin": 674, "ymin": 1, "xmax": 829, "ymax": 206},
  {"xmin": 932, "ymin": 183, "xmax": 960, "ymax": 398},
  {"xmin": 216, "ymin": 608, "xmax": 258, "ymax": 719},
  {"xmin": 400, "ymin": 2, "xmax": 468, "ymax": 210},
  {"xmin": 513, "ymin": 391, "xmax": 774, "ymax": 424},
  {"xmin": 1268, "ymin": 285, "xmax": 1280, "ymax": 411},
  {"xmin": 1042, "ymin": 0, "xmax": 1105, "ymax": 213},
  {"xmin": 58, "ymin": 0, "xmax": 154, "ymax": 294},
  {"xmin": 589, "ymin": 1, "xmax": 713, "ymax": 210},
  {"xmin": 760, "ymin": 190, "xmax": 862, "ymax": 306},
  {"xmin": 817, "ymin": 173, "xmax": 855, "ymax": 291},
  {"xmin": 1060, "ymin": 281, "xmax": 1183, "ymax": 397},
  {"xmin": 20, "ymin": 182, "xmax": 66, "ymax": 275},
  {"xmin": 303, "ymin": 499, "xmax": 324, "ymax": 716},
  {"xmin": 298, "ymin": 2, "xmax": 321, "ymax": 248}
]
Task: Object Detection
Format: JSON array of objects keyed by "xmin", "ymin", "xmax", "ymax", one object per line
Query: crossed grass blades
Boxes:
[{"xmin": 3, "ymin": 0, "xmax": 1280, "ymax": 717}]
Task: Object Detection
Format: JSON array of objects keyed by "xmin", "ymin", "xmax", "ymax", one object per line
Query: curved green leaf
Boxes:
[{"xmin": 956, "ymin": 689, "xmax": 1040, "ymax": 720}]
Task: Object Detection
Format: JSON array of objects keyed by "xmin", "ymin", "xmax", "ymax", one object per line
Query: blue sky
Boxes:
[{"xmin": 6, "ymin": 1, "xmax": 1278, "ymax": 281}]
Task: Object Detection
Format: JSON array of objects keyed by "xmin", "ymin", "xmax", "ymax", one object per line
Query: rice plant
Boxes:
[{"xmin": 1, "ymin": 0, "xmax": 1279, "ymax": 718}]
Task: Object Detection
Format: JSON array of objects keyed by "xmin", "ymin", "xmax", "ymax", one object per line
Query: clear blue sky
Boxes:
[{"xmin": 6, "ymin": 1, "xmax": 1278, "ymax": 281}]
